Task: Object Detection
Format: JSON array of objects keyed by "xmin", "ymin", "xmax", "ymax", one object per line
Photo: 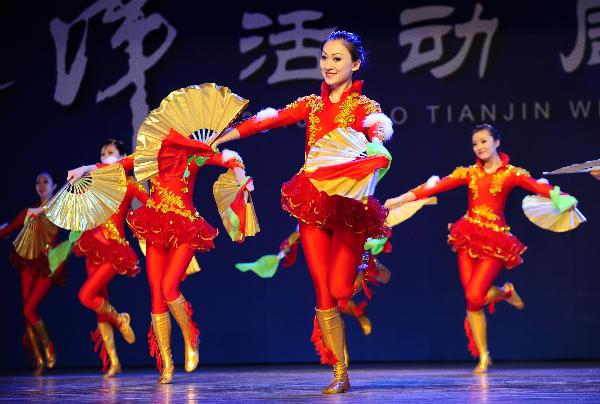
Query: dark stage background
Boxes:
[{"xmin": 0, "ymin": 0, "xmax": 598, "ymax": 370}]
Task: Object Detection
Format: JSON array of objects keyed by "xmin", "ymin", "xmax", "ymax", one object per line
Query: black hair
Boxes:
[
  {"xmin": 472, "ymin": 123, "xmax": 501, "ymax": 141},
  {"xmin": 36, "ymin": 171, "xmax": 57, "ymax": 185},
  {"xmin": 321, "ymin": 31, "xmax": 367, "ymax": 65},
  {"xmin": 102, "ymin": 139, "xmax": 128, "ymax": 156}
]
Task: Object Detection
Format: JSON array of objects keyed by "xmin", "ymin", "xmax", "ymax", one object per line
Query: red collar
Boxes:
[
  {"xmin": 476, "ymin": 152, "xmax": 510, "ymax": 171},
  {"xmin": 321, "ymin": 80, "xmax": 364, "ymax": 104}
]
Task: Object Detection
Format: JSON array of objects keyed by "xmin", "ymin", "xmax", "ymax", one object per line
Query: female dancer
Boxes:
[
  {"xmin": 0, "ymin": 172, "xmax": 64, "ymax": 375},
  {"xmin": 72, "ymin": 139, "xmax": 148, "ymax": 377},
  {"xmin": 68, "ymin": 131, "xmax": 250, "ymax": 384},
  {"xmin": 213, "ymin": 31, "xmax": 393, "ymax": 393},
  {"xmin": 384, "ymin": 123, "xmax": 577, "ymax": 373}
]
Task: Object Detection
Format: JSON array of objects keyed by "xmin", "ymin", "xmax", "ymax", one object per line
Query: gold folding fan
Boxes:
[
  {"xmin": 305, "ymin": 128, "xmax": 387, "ymax": 201},
  {"xmin": 13, "ymin": 213, "xmax": 58, "ymax": 260},
  {"xmin": 213, "ymin": 169, "xmax": 260, "ymax": 242},
  {"xmin": 522, "ymin": 195, "xmax": 586, "ymax": 232},
  {"xmin": 45, "ymin": 164, "xmax": 127, "ymax": 231},
  {"xmin": 385, "ymin": 197, "xmax": 438, "ymax": 227},
  {"xmin": 134, "ymin": 84, "xmax": 249, "ymax": 181}
]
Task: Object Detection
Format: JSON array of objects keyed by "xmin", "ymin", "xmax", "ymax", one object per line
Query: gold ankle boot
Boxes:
[
  {"xmin": 340, "ymin": 300, "xmax": 372, "ymax": 336},
  {"xmin": 25, "ymin": 326, "xmax": 45, "ymax": 375},
  {"xmin": 152, "ymin": 312, "xmax": 174, "ymax": 384},
  {"xmin": 97, "ymin": 322, "xmax": 122, "ymax": 378},
  {"xmin": 96, "ymin": 299, "xmax": 135, "ymax": 344},
  {"xmin": 316, "ymin": 307, "xmax": 350, "ymax": 394},
  {"xmin": 502, "ymin": 282, "xmax": 525, "ymax": 309},
  {"xmin": 167, "ymin": 294, "xmax": 199, "ymax": 372},
  {"xmin": 467, "ymin": 310, "xmax": 492, "ymax": 373},
  {"xmin": 32, "ymin": 320, "xmax": 55, "ymax": 369}
]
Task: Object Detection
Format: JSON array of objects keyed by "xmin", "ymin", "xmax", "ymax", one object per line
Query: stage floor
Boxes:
[{"xmin": 1, "ymin": 362, "xmax": 600, "ymax": 402}]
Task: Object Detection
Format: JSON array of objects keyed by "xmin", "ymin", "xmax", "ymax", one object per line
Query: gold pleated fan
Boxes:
[
  {"xmin": 134, "ymin": 84, "xmax": 249, "ymax": 181},
  {"xmin": 522, "ymin": 195, "xmax": 586, "ymax": 232},
  {"xmin": 46, "ymin": 164, "xmax": 127, "ymax": 231},
  {"xmin": 213, "ymin": 169, "xmax": 260, "ymax": 242},
  {"xmin": 305, "ymin": 128, "xmax": 368, "ymax": 171},
  {"xmin": 385, "ymin": 197, "xmax": 438, "ymax": 227},
  {"xmin": 13, "ymin": 213, "xmax": 58, "ymax": 260}
]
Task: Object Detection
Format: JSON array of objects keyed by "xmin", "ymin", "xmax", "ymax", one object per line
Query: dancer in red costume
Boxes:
[
  {"xmin": 68, "ymin": 130, "xmax": 251, "ymax": 383},
  {"xmin": 70, "ymin": 139, "xmax": 148, "ymax": 377},
  {"xmin": 213, "ymin": 31, "xmax": 393, "ymax": 394},
  {"xmin": 0, "ymin": 172, "xmax": 64, "ymax": 375},
  {"xmin": 385, "ymin": 123, "xmax": 578, "ymax": 373}
]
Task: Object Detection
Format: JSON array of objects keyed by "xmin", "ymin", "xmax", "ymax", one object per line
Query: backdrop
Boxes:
[{"xmin": 0, "ymin": 0, "xmax": 599, "ymax": 369}]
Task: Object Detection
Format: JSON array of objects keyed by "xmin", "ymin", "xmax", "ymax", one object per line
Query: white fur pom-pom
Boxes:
[
  {"xmin": 425, "ymin": 175, "xmax": 440, "ymax": 189},
  {"xmin": 363, "ymin": 112, "xmax": 394, "ymax": 141},
  {"xmin": 221, "ymin": 149, "xmax": 243, "ymax": 164},
  {"xmin": 536, "ymin": 177, "xmax": 549, "ymax": 184},
  {"xmin": 255, "ymin": 107, "xmax": 278, "ymax": 122}
]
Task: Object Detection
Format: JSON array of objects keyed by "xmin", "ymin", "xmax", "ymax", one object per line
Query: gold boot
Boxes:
[
  {"xmin": 316, "ymin": 307, "xmax": 350, "ymax": 394},
  {"xmin": 25, "ymin": 326, "xmax": 45, "ymax": 375},
  {"xmin": 151, "ymin": 312, "xmax": 174, "ymax": 384},
  {"xmin": 340, "ymin": 300, "xmax": 372, "ymax": 336},
  {"xmin": 98, "ymin": 322, "xmax": 122, "ymax": 378},
  {"xmin": 32, "ymin": 320, "xmax": 56, "ymax": 369},
  {"xmin": 167, "ymin": 294, "xmax": 199, "ymax": 372},
  {"xmin": 467, "ymin": 310, "xmax": 492, "ymax": 374},
  {"xmin": 96, "ymin": 299, "xmax": 135, "ymax": 344}
]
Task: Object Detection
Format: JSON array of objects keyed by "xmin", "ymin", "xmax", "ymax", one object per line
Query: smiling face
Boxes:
[
  {"xmin": 36, "ymin": 173, "xmax": 56, "ymax": 201},
  {"xmin": 100, "ymin": 143, "xmax": 124, "ymax": 164},
  {"xmin": 472, "ymin": 129, "xmax": 500, "ymax": 162},
  {"xmin": 320, "ymin": 39, "xmax": 361, "ymax": 88}
]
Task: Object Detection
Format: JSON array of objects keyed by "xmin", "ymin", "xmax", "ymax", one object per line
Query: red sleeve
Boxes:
[
  {"xmin": 161, "ymin": 129, "xmax": 215, "ymax": 156},
  {"xmin": 0, "ymin": 208, "xmax": 27, "ymax": 239},
  {"xmin": 412, "ymin": 167, "xmax": 469, "ymax": 199},
  {"xmin": 205, "ymin": 152, "xmax": 244, "ymax": 170},
  {"xmin": 515, "ymin": 170, "xmax": 553, "ymax": 197},
  {"xmin": 128, "ymin": 179, "xmax": 149, "ymax": 205},
  {"xmin": 234, "ymin": 96, "xmax": 311, "ymax": 138},
  {"xmin": 120, "ymin": 155, "xmax": 135, "ymax": 173}
]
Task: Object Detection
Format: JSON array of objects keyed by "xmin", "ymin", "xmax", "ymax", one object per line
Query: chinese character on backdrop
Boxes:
[
  {"xmin": 239, "ymin": 10, "xmax": 335, "ymax": 84},
  {"xmin": 398, "ymin": 3, "xmax": 498, "ymax": 78},
  {"xmin": 561, "ymin": 0, "xmax": 600, "ymax": 72},
  {"xmin": 50, "ymin": 0, "xmax": 177, "ymax": 145}
]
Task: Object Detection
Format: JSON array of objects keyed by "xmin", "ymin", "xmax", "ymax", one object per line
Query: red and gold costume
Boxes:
[
  {"xmin": 233, "ymin": 80, "xmax": 390, "ymax": 393},
  {"xmin": 126, "ymin": 129, "xmax": 244, "ymax": 383},
  {"xmin": 410, "ymin": 152, "xmax": 559, "ymax": 372},
  {"xmin": 0, "ymin": 204, "xmax": 65, "ymax": 375},
  {"xmin": 72, "ymin": 155, "xmax": 148, "ymax": 377}
]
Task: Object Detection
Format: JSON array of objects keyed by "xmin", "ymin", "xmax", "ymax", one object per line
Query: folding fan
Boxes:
[
  {"xmin": 134, "ymin": 83, "xmax": 249, "ymax": 181},
  {"xmin": 13, "ymin": 213, "xmax": 58, "ymax": 259},
  {"xmin": 522, "ymin": 195, "xmax": 586, "ymax": 232}
]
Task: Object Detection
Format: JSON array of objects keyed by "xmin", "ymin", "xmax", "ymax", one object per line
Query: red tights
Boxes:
[
  {"xmin": 299, "ymin": 223, "xmax": 366, "ymax": 310},
  {"xmin": 146, "ymin": 243, "xmax": 195, "ymax": 314},
  {"xmin": 457, "ymin": 250, "xmax": 504, "ymax": 312},
  {"xmin": 78, "ymin": 260, "xmax": 118, "ymax": 322},
  {"xmin": 20, "ymin": 269, "xmax": 53, "ymax": 325}
]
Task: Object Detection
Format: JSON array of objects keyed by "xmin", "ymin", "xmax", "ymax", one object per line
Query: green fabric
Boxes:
[
  {"xmin": 550, "ymin": 186, "xmax": 578, "ymax": 213},
  {"xmin": 183, "ymin": 155, "xmax": 210, "ymax": 179},
  {"xmin": 366, "ymin": 142, "xmax": 392, "ymax": 182},
  {"xmin": 226, "ymin": 207, "xmax": 241, "ymax": 241},
  {"xmin": 235, "ymin": 255, "xmax": 281, "ymax": 278},
  {"xmin": 364, "ymin": 236, "xmax": 388, "ymax": 255},
  {"xmin": 48, "ymin": 231, "xmax": 82, "ymax": 274}
]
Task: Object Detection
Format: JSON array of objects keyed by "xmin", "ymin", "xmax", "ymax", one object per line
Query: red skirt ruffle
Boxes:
[
  {"xmin": 281, "ymin": 173, "xmax": 388, "ymax": 239},
  {"xmin": 73, "ymin": 231, "xmax": 140, "ymax": 277},
  {"xmin": 9, "ymin": 248, "xmax": 67, "ymax": 286},
  {"xmin": 448, "ymin": 217, "xmax": 526, "ymax": 269},
  {"xmin": 127, "ymin": 207, "xmax": 218, "ymax": 251}
]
